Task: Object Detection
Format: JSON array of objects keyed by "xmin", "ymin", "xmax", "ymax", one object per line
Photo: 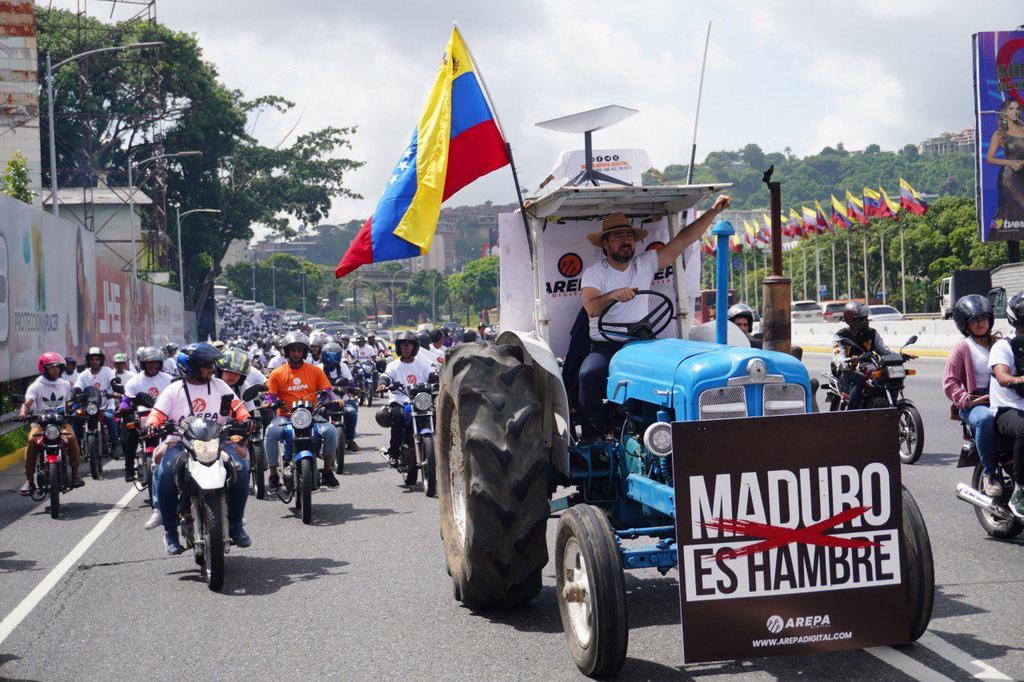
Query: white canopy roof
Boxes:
[{"xmin": 523, "ymin": 183, "xmax": 731, "ymax": 221}]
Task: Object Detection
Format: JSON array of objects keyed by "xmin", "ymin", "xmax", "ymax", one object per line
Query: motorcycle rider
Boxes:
[
  {"xmin": 986, "ymin": 294, "xmax": 1024, "ymax": 517},
  {"xmin": 376, "ymin": 331, "xmax": 436, "ymax": 466},
  {"xmin": 309, "ymin": 331, "xmax": 329, "ymax": 365},
  {"xmin": 62, "ymin": 355, "xmax": 79, "ymax": 385},
  {"xmin": 161, "ymin": 343, "xmax": 179, "ymax": 376},
  {"xmin": 339, "ymin": 335, "xmax": 353, "ymax": 361},
  {"xmin": 350, "ymin": 335, "xmax": 376, "ymax": 362},
  {"xmin": 18, "ymin": 353, "xmax": 85, "ymax": 495},
  {"xmin": 831, "ymin": 301, "xmax": 893, "ymax": 410},
  {"xmin": 216, "ymin": 347, "xmax": 267, "ymax": 412},
  {"xmin": 145, "ymin": 343, "xmax": 252, "ymax": 555},
  {"xmin": 367, "ymin": 332, "xmax": 388, "ymax": 356},
  {"xmin": 120, "ymin": 347, "xmax": 173, "ymax": 486},
  {"xmin": 726, "ymin": 302, "xmax": 763, "ymax": 348},
  {"xmin": 264, "ymin": 331, "xmax": 340, "ymax": 492},
  {"xmin": 320, "ymin": 341, "xmax": 359, "ymax": 451},
  {"xmin": 74, "ymin": 347, "xmax": 121, "ymax": 455},
  {"xmin": 113, "ymin": 352, "xmax": 136, "ymax": 385},
  {"xmin": 944, "ymin": 295, "xmax": 1001, "ymax": 497},
  {"xmin": 266, "ymin": 336, "xmax": 287, "ymax": 371}
]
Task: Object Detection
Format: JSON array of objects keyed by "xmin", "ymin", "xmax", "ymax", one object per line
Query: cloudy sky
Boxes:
[{"xmin": 51, "ymin": 0, "xmax": 1023, "ymax": 228}]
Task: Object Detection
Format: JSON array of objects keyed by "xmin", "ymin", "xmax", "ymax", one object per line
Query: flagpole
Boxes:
[
  {"xmin": 861, "ymin": 226, "xmax": 869, "ymax": 302},
  {"xmin": 899, "ymin": 214, "xmax": 907, "ymax": 314},
  {"xmin": 845, "ymin": 232, "xmax": 852, "ymax": 299},
  {"xmin": 753, "ymin": 246, "xmax": 760, "ymax": 311},
  {"xmin": 801, "ymin": 241, "xmax": 808, "ymax": 300},
  {"xmin": 814, "ymin": 232, "xmax": 821, "ymax": 302},
  {"xmin": 831, "ymin": 236, "xmax": 837, "ymax": 300},
  {"xmin": 879, "ymin": 221, "xmax": 887, "ymax": 306}
]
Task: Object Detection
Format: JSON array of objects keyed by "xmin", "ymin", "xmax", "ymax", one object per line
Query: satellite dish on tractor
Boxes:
[{"xmin": 535, "ymin": 105, "xmax": 638, "ymax": 187}]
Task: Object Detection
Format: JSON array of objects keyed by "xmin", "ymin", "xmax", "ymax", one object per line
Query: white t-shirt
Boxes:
[
  {"xmin": 26, "ymin": 376, "xmax": 73, "ymax": 416},
  {"xmin": 235, "ymin": 367, "xmax": 268, "ymax": 411},
  {"xmin": 383, "ymin": 355, "xmax": 435, "ymax": 405},
  {"xmin": 350, "ymin": 344, "xmax": 376, "ymax": 360},
  {"xmin": 151, "ymin": 377, "xmax": 242, "ymax": 428},
  {"xmin": 74, "ymin": 366, "xmax": 117, "ymax": 409},
  {"xmin": 324, "ymin": 363, "xmax": 354, "ymax": 385},
  {"xmin": 268, "ymin": 355, "xmax": 286, "ymax": 371},
  {"xmin": 162, "ymin": 357, "xmax": 179, "ymax": 376},
  {"xmin": 124, "ymin": 371, "xmax": 175, "ymax": 418},
  {"xmin": 988, "ymin": 338, "xmax": 1024, "ymax": 411},
  {"xmin": 114, "ymin": 369, "xmax": 136, "ymax": 389},
  {"xmin": 62, "ymin": 369, "xmax": 79, "ymax": 386},
  {"xmin": 966, "ymin": 338, "xmax": 991, "ymax": 392},
  {"xmin": 580, "ymin": 250, "xmax": 660, "ymax": 341}
]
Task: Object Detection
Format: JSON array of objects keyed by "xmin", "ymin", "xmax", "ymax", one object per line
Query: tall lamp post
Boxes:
[
  {"xmin": 390, "ymin": 266, "xmax": 409, "ymax": 327},
  {"xmin": 45, "ymin": 42, "xmax": 162, "ymax": 218},
  {"xmin": 175, "ymin": 207, "xmax": 221, "ymax": 308}
]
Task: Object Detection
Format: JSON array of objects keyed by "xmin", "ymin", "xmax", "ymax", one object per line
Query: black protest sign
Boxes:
[{"xmin": 672, "ymin": 409, "xmax": 908, "ymax": 664}]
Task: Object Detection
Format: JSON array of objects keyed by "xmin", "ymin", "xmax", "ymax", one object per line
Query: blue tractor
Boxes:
[{"xmin": 435, "ymin": 186, "xmax": 933, "ymax": 676}]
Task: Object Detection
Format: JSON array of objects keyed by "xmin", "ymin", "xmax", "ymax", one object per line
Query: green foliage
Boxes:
[
  {"xmin": 407, "ymin": 269, "xmax": 448, "ymax": 316},
  {"xmin": 0, "ymin": 424, "xmax": 28, "ymax": 457},
  {"xmin": 224, "ymin": 253, "xmax": 325, "ymax": 313},
  {"xmin": 0, "ymin": 151, "xmax": 33, "ymax": 203}
]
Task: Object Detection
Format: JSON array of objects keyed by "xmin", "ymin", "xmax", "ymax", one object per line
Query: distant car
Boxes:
[
  {"xmin": 869, "ymin": 305, "xmax": 904, "ymax": 321},
  {"xmin": 791, "ymin": 300, "xmax": 822, "ymax": 323},
  {"xmin": 821, "ymin": 300, "xmax": 848, "ymax": 322}
]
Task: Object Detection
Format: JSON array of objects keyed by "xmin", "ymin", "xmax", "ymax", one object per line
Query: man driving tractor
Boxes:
[{"xmin": 578, "ymin": 195, "xmax": 730, "ymax": 440}]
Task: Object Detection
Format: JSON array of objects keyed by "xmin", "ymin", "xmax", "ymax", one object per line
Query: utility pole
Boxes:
[
  {"xmin": 271, "ymin": 260, "xmax": 276, "ymax": 308},
  {"xmin": 301, "ymin": 269, "xmax": 306, "ymax": 314},
  {"xmin": 251, "ymin": 251, "xmax": 256, "ymax": 301}
]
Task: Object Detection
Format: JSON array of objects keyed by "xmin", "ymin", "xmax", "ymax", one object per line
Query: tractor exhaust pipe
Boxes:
[
  {"xmin": 712, "ymin": 220, "xmax": 735, "ymax": 345},
  {"xmin": 955, "ymin": 482, "xmax": 1014, "ymax": 521}
]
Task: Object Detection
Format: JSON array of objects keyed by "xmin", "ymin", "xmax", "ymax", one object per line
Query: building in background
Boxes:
[
  {"xmin": 918, "ymin": 129, "xmax": 975, "ymax": 156},
  {"xmin": 0, "ymin": 0, "xmax": 42, "ymax": 201},
  {"xmin": 410, "ymin": 218, "xmax": 456, "ymax": 273}
]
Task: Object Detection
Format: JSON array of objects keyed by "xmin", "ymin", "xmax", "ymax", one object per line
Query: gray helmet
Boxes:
[
  {"xmin": 216, "ymin": 347, "xmax": 251, "ymax": 375},
  {"xmin": 281, "ymin": 331, "xmax": 310, "ymax": 357},
  {"xmin": 309, "ymin": 330, "xmax": 328, "ymax": 348},
  {"xmin": 139, "ymin": 346, "xmax": 164, "ymax": 364},
  {"xmin": 727, "ymin": 303, "xmax": 754, "ymax": 327}
]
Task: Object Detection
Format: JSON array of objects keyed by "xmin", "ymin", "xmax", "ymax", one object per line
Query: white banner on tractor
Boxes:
[
  {"xmin": 544, "ymin": 148, "xmax": 651, "ymax": 189},
  {"xmin": 498, "ymin": 210, "xmax": 699, "ymax": 359}
]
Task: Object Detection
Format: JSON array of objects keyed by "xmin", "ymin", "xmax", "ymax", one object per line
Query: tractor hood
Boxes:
[{"xmin": 606, "ymin": 339, "xmax": 811, "ymax": 418}]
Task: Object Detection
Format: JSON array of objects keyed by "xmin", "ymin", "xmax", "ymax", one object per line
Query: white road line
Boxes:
[
  {"xmin": 917, "ymin": 632, "xmax": 1013, "ymax": 680},
  {"xmin": 0, "ymin": 485, "xmax": 139, "ymax": 647},
  {"xmin": 866, "ymin": 646, "xmax": 954, "ymax": 682}
]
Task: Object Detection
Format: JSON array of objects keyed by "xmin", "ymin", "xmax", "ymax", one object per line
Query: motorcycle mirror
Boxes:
[
  {"xmin": 12, "ymin": 393, "xmax": 24, "ymax": 403},
  {"xmin": 428, "ymin": 372, "xmax": 439, "ymax": 384},
  {"xmin": 134, "ymin": 392, "xmax": 156, "ymax": 408},
  {"xmin": 241, "ymin": 384, "xmax": 267, "ymax": 401},
  {"xmin": 379, "ymin": 375, "xmax": 392, "ymax": 388},
  {"xmin": 219, "ymin": 393, "xmax": 234, "ymax": 416},
  {"xmin": 905, "ymin": 335, "xmax": 918, "ymax": 346},
  {"xmin": 111, "ymin": 377, "xmax": 123, "ymax": 389}
]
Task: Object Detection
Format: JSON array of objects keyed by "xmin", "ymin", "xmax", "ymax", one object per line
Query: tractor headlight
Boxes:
[
  {"xmin": 412, "ymin": 392, "xmax": 433, "ymax": 412},
  {"xmin": 192, "ymin": 438, "xmax": 220, "ymax": 464},
  {"xmin": 44, "ymin": 424, "xmax": 61, "ymax": 442},
  {"xmin": 291, "ymin": 407, "xmax": 313, "ymax": 430},
  {"xmin": 643, "ymin": 422, "xmax": 673, "ymax": 457},
  {"xmin": 86, "ymin": 403, "xmax": 98, "ymax": 416}
]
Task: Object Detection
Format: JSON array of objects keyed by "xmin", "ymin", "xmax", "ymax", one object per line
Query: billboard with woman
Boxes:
[{"xmin": 974, "ymin": 30, "xmax": 1024, "ymax": 241}]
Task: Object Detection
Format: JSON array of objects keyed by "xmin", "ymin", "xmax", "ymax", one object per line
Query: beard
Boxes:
[{"xmin": 608, "ymin": 245, "xmax": 634, "ymax": 264}]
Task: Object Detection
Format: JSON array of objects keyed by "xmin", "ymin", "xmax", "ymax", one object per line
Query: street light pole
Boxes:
[
  {"xmin": 390, "ymin": 266, "xmax": 408, "ymax": 327},
  {"xmin": 271, "ymin": 260, "xmax": 276, "ymax": 308},
  {"xmin": 301, "ymin": 269, "xmax": 306, "ymax": 314},
  {"xmin": 251, "ymin": 251, "xmax": 256, "ymax": 301},
  {"xmin": 44, "ymin": 42, "xmax": 162, "ymax": 218},
  {"xmin": 175, "ymin": 207, "xmax": 220, "ymax": 309}
]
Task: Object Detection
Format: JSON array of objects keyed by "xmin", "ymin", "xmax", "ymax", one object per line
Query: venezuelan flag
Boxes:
[
  {"xmin": 863, "ymin": 187, "xmax": 884, "ymax": 218},
  {"xmin": 846, "ymin": 190, "xmax": 869, "ymax": 225},
  {"xmin": 336, "ymin": 28, "xmax": 509, "ymax": 278},
  {"xmin": 880, "ymin": 186, "xmax": 901, "ymax": 217},
  {"xmin": 830, "ymin": 194, "xmax": 851, "ymax": 229},
  {"xmin": 788, "ymin": 208, "xmax": 805, "ymax": 238},
  {"xmin": 802, "ymin": 206, "xmax": 818, "ymax": 234},
  {"xmin": 814, "ymin": 199, "xmax": 831, "ymax": 232},
  {"xmin": 899, "ymin": 177, "xmax": 927, "ymax": 216}
]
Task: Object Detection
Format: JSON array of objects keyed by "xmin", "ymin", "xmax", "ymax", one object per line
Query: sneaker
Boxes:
[
  {"xmin": 1009, "ymin": 488, "xmax": 1024, "ymax": 519},
  {"xmin": 163, "ymin": 531, "xmax": 184, "ymax": 556},
  {"xmin": 983, "ymin": 473, "xmax": 1005, "ymax": 498},
  {"xmin": 322, "ymin": 469, "xmax": 340, "ymax": 488},
  {"xmin": 145, "ymin": 509, "xmax": 162, "ymax": 530},
  {"xmin": 19, "ymin": 480, "xmax": 31, "ymax": 496},
  {"xmin": 347, "ymin": 440, "xmax": 359, "ymax": 451},
  {"xmin": 229, "ymin": 524, "xmax": 252, "ymax": 548},
  {"xmin": 70, "ymin": 478, "xmax": 85, "ymax": 489},
  {"xmin": 268, "ymin": 472, "xmax": 280, "ymax": 493}
]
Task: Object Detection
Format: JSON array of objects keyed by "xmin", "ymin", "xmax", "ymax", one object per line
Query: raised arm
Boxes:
[{"xmin": 657, "ymin": 194, "xmax": 731, "ymax": 270}]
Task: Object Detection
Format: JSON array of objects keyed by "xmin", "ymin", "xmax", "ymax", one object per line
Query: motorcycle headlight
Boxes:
[
  {"xmin": 86, "ymin": 403, "xmax": 98, "ymax": 416},
  {"xmin": 44, "ymin": 424, "xmax": 61, "ymax": 442},
  {"xmin": 191, "ymin": 438, "xmax": 220, "ymax": 464},
  {"xmin": 291, "ymin": 408, "xmax": 313, "ymax": 430},
  {"xmin": 643, "ymin": 421, "xmax": 673, "ymax": 458},
  {"xmin": 412, "ymin": 392, "xmax": 433, "ymax": 412}
]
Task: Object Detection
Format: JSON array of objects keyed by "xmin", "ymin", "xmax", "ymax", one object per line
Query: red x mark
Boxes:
[{"xmin": 699, "ymin": 505, "xmax": 881, "ymax": 562}]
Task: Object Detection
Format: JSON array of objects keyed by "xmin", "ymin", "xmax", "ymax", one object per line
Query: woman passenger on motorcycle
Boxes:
[
  {"xmin": 145, "ymin": 343, "xmax": 252, "ymax": 555},
  {"xmin": 17, "ymin": 353, "xmax": 85, "ymax": 495},
  {"xmin": 944, "ymin": 295, "xmax": 1001, "ymax": 496},
  {"xmin": 321, "ymin": 342, "xmax": 359, "ymax": 451},
  {"xmin": 986, "ymin": 294, "xmax": 1024, "ymax": 518},
  {"xmin": 376, "ymin": 332, "xmax": 436, "ymax": 466}
]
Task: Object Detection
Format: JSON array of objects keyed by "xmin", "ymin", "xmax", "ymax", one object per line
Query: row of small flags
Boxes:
[{"xmin": 701, "ymin": 177, "xmax": 929, "ymax": 255}]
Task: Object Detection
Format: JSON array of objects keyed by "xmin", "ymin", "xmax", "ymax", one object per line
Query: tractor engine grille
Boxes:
[
  {"xmin": 763, "ymin": 383, "xmax": 807, "ymax": 416},
  {"xmin": 698, "ymin": 386, "xmax": 747, "ymax": 420}
]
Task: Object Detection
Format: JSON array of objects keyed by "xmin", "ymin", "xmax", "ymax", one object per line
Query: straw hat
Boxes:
[{"xmin": 587, "ymin": 212, "xmax": 648, "ymax": 247}]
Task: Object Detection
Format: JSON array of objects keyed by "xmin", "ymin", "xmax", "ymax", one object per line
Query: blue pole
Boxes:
[{"xmin": 713, "ymin": 220, "xmax": 735, "ymax": 344}]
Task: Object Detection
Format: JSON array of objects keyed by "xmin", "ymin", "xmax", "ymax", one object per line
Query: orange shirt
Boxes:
[{"xmin": 266, "ymin": 362, "xmax": 331, "ymax": 414}]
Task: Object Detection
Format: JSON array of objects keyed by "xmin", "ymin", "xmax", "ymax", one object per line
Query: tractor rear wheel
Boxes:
[
  {"xmin": 901, "ymin": 485, "xmax": 934, "ymax": 642},
  {"xmin": 437, "ymin": 341, "xmax": 549, "ymax": 609}
]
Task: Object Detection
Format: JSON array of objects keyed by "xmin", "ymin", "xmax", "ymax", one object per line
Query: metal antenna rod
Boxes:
[{"xmin": 686, "ymin": 22, "xmax": 712, "ymax": 184}]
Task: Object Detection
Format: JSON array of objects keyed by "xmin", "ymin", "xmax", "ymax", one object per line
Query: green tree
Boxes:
[
  {"xmin": 407, "ymin": 269, "xmax": 448, "ymax": 320},
  {"xmin": 0, "ymin": 151, "xmax": 32, "ymax": 203},
  {"xmin": 224, "ymin": 253, "xmax": 325, "ymax": 313}
]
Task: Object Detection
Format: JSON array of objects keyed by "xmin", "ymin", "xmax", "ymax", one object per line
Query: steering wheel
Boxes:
[{"xmin": 597, "ymin": 289, "xmax": 674, "ymax": 343}]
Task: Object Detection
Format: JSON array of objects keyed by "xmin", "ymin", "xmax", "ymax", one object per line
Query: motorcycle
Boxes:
[
  {"xmin": 242, "ymin": 384, "xmax": 271, "ymax": 499},
  {"xmin": 171, "ymin": 398, "xmax": 250, "ymax": 592},
  {"xmin": 20, "ymin": 403, "xmax": 75, "ymax": 519},
  {"xmin": 323, "ymin": 378, "xmax": 357, "ymax": 475},
  {"xmin": 954, "ymin": 416, "xmax": 1023, "ymax": 538},
  {"xmin": 822, "ymin": 334, "xmax": 924, "ymax": 464},
  {"xmin": 381, "ymin": 374, "xmax": 438, "ymax": 496},
  {"xmin": 269, "ymin": 391, "xmax": 334, "ymax": 524},
  {"xmin": 353, "ymin": 359, "xmax": 378, "ymax": 407},
  {"xmin": 74, "ymin": 385, "xmax": 116, "ymax": 479},
  {"xmin": 119, "ymin": 391, "xmax": 157, "ymax": 505}
]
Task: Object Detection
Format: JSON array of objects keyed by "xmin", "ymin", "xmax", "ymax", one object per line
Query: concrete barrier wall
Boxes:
[{"xmin": 789, "ymin": 318, "xmax": 1015, "ymax": 353}]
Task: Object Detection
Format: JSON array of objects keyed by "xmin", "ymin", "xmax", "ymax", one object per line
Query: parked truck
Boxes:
[
  {"xmin": 939, "ymin": 269, "xmax": 992, "ymax": 318},
  {"xmin": 988, "ymin": 262, "xmax": 1024, "ymax": 318}
]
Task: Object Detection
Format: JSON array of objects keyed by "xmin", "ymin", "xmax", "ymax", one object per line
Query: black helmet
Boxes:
[
  {"xmin": 394, "ymin": 330, "xmax": 419, "ymax": 357},
  {"xmin": 1007, "ymin": 293, "xmax": 1024, "ymax": 330},
  {"xmin": 842, "ymin": 301, "xmax": 870, "ymax": 332},
  {"xmin": 375, "ymin": 405, "xmax": 394, "ymax": 428},
  {"xmin": 727, "ymin": 303, "xmax": 754, "ymax": 328},
  {"xmin": 418, "ymin": 331, "xmax": 431, "ymax": 349},
  {"xmin": 429, "ymin": 329, "xmax": 444, "ymax": 343},
  {"xmin": 953, "ymin": 294, "xmax": 994, "ymax": 337},
  {"xmin": 461, "ymin": 329, "xmax": 478, "ymax": 343}
]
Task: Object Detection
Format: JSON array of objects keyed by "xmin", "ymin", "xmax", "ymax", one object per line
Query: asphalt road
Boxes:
[{"xmin": 0, "ymin": 355, "xmax": 1021, "ymax": 681}]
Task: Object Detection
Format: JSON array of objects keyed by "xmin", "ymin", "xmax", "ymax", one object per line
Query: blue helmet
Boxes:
[
  {"xmin": 176, "ymin": 342, "xmax": 223, "ymax": 379},
  {"xmin": 320, "ymin": 341, "xmax": 343, "ymax": 371}
]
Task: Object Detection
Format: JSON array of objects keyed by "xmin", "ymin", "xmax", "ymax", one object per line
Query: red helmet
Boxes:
[{"xmin": 37, "ymin": 352, "xmax": 66, "ymax": 375}]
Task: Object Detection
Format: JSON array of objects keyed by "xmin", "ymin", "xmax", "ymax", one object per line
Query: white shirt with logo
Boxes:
[
  {"xmin": 350, "ymin": 344, "xmax": 377, "ymax": 361},
  {"xmin": 989, "ymin": 338, "xmax": 1024, "ymax": 411},
  {"xmin": 152, "ymin": 377, "xmax": 239, "ymax": 428},
  {"xmin": 26, "ymin": 376, "xmax": 73, "ymax": 416},
  {"xmin": 580, "ymin": 250, "xmax": 660, "ymax": 342},
  {"xmin": 74, "ymin": 366, "xmax": 117, "ymax": 409},
  {"xmin": 124, "ymin": 371, "xmax": 174, "ymax": 404},
  {"xmin": 383, "ymin": 355, "xmax": 435, "ymax": 405},
  {"xmin": 163, "ymin": 357, "xmax": 179, "ymax": 376},
  {"xmin": 267, "ymin": 355, "xmax": 286, "ymax": 371}
]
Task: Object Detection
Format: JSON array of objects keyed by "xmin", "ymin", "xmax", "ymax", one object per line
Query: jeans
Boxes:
[
  {"xmin": 155, "ymin": 441, "xmax": 249, "ymax": 535},
  {"xmin": 578, "ymin": 341, "xmax": 623, "ymax": 439},
  {"xmin": 342, "ymin": 398, "xmax": 358, "ymax": 442},
  {"xmin": 995, "ymin": 408, "xmax": 1024, "ymax": 485},
  {"xmin": 839, "ymin": 371, "xmax": 865, "ymax": 410},
  {"xmin": 102, "ymin": 410, "xmax": 120, "ymax": 447},
  {"xmin": 960, "ymin": 406, "xmax": 997, "ymax": 475},
  {"xmin": 264, "ymin": 418, "xmax": 338, "ymax": 467}
]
